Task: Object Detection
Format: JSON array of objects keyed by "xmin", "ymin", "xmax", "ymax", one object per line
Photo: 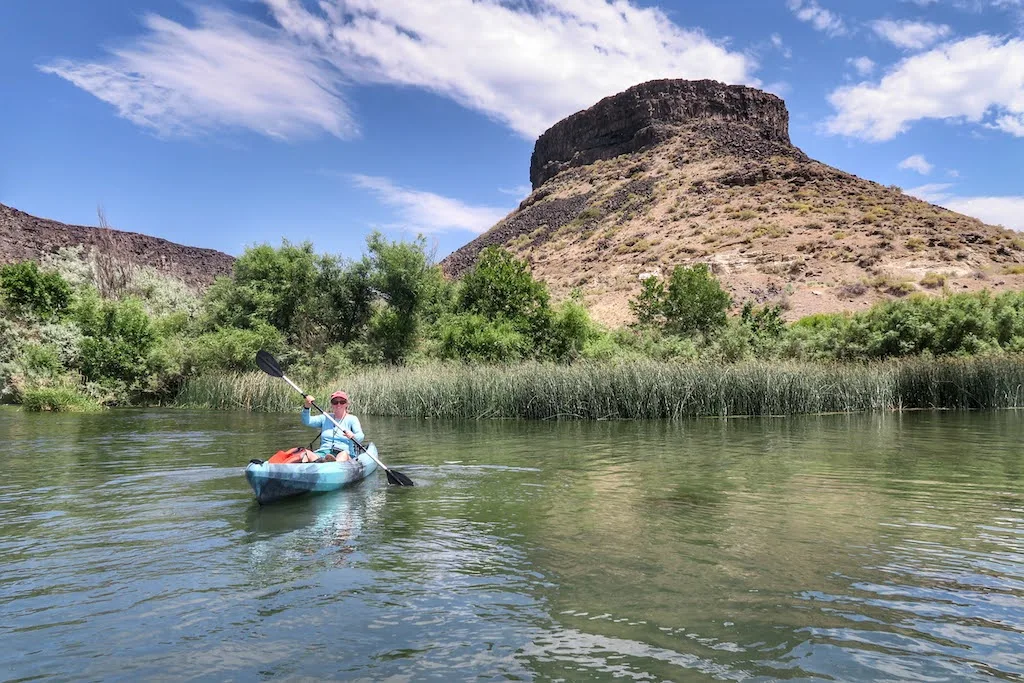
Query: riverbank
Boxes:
[{"xmin": 175, "ymin": 356, "xmax": 1024, "ymax": 419}]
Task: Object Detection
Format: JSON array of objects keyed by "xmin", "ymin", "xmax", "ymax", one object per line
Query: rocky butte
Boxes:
[
  {"xmin": 0, "ymin": 203, "xmax": 234, "ymax": 289},
  {"xmin": 441, "ymin": 79, "xmax": 1024, "ymax": 326}
]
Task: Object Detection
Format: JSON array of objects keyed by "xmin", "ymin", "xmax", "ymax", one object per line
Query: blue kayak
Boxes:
[{"xmin": 244, "ymin": 444, "xmax": 379, "ymax": 504}]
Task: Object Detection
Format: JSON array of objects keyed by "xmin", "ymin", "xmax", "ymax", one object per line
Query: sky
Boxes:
[{"xmin": 2, "ymin": 0, "xmax": 1023, "ymax": 263}]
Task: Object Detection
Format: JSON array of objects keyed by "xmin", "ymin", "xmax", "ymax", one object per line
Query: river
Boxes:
[{"xmin": 2, "ymin": 408, "xmax": 1022, "ymax": 681}]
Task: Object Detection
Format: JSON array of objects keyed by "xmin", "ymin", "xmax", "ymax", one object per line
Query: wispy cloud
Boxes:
[
  {"xmin": 349, "ymin": 174, "xmax": 509, "ymax": 234},
  {"xmin": 825, "ymin": 35, "xmax": 1024, "ymax": 141},
  {"xmin": 898, "ymin": 154, "xmax": 934, "ymax": 174},
  {"xmin": 786, "ymin": 0, "xmax": 847, "ymax": 36},
  {"xmin": 38, "ymin": 8, "xmax": 354, "ymax": 140},
  {"xmin": 770, "ymin": 33, "xmax": 793, "ymax": 58},
  {"xmin": 847, "ymin": 56, "xmax": 875, "ymax": 76},
  {"xmin": 871, "ymin": 19, "xmax": 952, "ymax": 50},
  {"xmin": 42, "ymin": 0, "xmax": 758, "ymax": 141},
  {"xmin": 907, "ymin": 183, "xmax": 1024, "ymax": 229},
  {"xmin": 266, "ymin": 0, "xmax": 757, "ymax": 139}
]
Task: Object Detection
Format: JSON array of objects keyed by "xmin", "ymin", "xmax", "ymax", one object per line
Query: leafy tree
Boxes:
[
  {"xmin": 629, "ymin": 275, "xmax": 665, "ymax": 329},
  {"xmin": 74, "ymin": 293, "xmax": 157, "ymax": 385},
  {"xmin": 204, "ymin": 240, "xmax": 319, "ymax": 338},
  {"xmin": 437, "ymin": 313, "xmax": 531, "ymax": 362},
  {"xmin": 661, "ymin": 264, "xmax": 731, "ymax": 336},
  {"xmin": 366, "ymin": 232, "xmax": 449, "ymax": 363},
  {"xmin": 627, "ymin": 264, "xmax": 731, "ymax": 337},
  {"xmin": 458, "ymin": 247, "xmax": 550, "ymax": 325},
  {"xmin": 315, "ymin": 255, "xmax": 373, "ymax": 347},
  {"xmin": 0, "ymin": 261, "xmax": 72, "ymax": 320}
]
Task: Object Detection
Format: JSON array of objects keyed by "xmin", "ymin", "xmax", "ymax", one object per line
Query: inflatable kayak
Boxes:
[{"xmin": 244, "ymin": 444, "xmax": 379, "ymax": 504}]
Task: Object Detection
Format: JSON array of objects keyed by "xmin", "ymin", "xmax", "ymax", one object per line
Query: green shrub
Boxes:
[
  {"xmin": 437, "ymin": 313, "xmax": 531, "ymax": 362},
  {"xmin": 75, "ymin": 294, "xmax": 157, "ymax": 385},
  {"xmin": 0, "ymin": 261, "xmax": 72, "ymax": 320},
  {"xmin": 21, "ymin": 385, "xmax": 103, "ymax": 412},
  {"xmin": 190, "ymin": 322, "xmax": 284, "ymax": 372},
  {"xmin": 630, "ymin": 264, "xmax": 731, "ymax": 337}
]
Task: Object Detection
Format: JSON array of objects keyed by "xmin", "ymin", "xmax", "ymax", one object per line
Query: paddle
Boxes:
[{"xmin": 255, "ymin": 350, "xmax": 414, "ymax": 486}]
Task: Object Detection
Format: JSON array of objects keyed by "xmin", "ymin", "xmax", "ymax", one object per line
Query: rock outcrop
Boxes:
[
  {"xmin": 530, "ymin": 79, "xmax": 791, "ymax": 189},
  {"xmin": 442, "ymin": 78, "xmax": 1024, "ymax": 326},
  {"xmin": 0, "ymin": 203, "xmax": 234, "ymax": 288}
]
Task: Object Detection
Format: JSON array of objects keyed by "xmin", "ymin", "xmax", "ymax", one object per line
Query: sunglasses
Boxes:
[{"xmin": 330, "ymin": 398, "xmax": 348, "ymax": 405}]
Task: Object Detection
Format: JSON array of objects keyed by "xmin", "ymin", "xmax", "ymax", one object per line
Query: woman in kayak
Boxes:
[{"xmin": 300, "ymin": 390, "xmax": 365, "ymax": 462}]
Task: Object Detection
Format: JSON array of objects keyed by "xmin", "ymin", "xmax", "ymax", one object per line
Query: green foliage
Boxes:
[
  {"xmin": 459, "ymin": 247, "xmax": 550, "ymax": 321},
  {"xmin": 190, "ymin": 323, "xmax": 284, "ymax": 373},
  {"xmin": 204, "ymin": 240, "xmax": 320, "ymax": 337},
  {"xmin": 548, "ymin": 296, "xmax": 601, "ymax": 361},
  {"xmin": 629, "ymin": 276, "xmax": 666, "ymax": 328},
  {"xmin": 21, "ymin": 385, "xmax": 103, "ymax": 412},
  {"xmin": 437, "ymin": 313, "xmax": 531, "ymax": 362},
  {"xmin": 363, "ymin": 232, "xmax": 451, "ymax": 363},
  {"xmin": 315, "ymin": 255, "xmax": 374, "ymax": 347},
  {"xmin": 0, "ymin": 261, "xmax": 72, "ymax": 321},
  {"xmin": 74, "ymin": 293, "xmax": 157, "ymax": 386},
  {"xmin": 628, "ymin": 264, "xmax": 731, "ymax": 337}
]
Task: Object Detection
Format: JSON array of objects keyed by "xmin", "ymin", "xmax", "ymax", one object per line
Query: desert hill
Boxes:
[
  {"xmin": 0, "ymin": 203, "xmax": 234, "ymax": 288},
  {"xmin": 441, "ymin": 79, "xmax": 1024, "ymax": 326}
]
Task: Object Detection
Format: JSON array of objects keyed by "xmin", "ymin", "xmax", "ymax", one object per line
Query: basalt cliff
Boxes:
[
  {"xmin": 441, "ymin": 79, "xmax": 1024, "ymax": 326},
  {"xmin": 0, "ymin": 203, "xmax": 234, "ymax": 288}
]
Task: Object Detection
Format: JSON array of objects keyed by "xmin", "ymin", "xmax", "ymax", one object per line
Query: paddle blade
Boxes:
[
  {"xmin": 386, "ymin": 469, "xmax": 415, "ymax": 486},
  {"xmin": 255, "ymin": 350, "xmax": 283, "ymax": 378}
]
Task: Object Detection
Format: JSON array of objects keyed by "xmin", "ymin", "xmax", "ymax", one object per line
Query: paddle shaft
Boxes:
[{"xmin": 279, "ymin": 373, "xmax": 393, "ymax": 475}]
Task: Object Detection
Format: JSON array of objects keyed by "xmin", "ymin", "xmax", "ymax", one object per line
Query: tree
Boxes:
[
  {"xmin": 628, "ymin": 264, "xmax": 731, "ymax": 337},
  {"xmin": 366, "ymin": 232, "xmax": 450, "ymax": 363},
  {"xmin": 203, "ymin": 240, "xmax": 320, "ymax": 340},
  {"xmin": 0, "ymin": 261, "xmax": 72, "ymax": 321}
]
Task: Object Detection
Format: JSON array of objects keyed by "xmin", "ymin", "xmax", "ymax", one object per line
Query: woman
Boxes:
[{"xmin": 300, "ymin": 390, "xmax": 365, "ymax": 463}]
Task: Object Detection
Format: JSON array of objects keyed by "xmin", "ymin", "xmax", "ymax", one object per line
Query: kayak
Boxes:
[{"xmin": 244, "ymin": 444, "xmax": 379, "ymax": 505}]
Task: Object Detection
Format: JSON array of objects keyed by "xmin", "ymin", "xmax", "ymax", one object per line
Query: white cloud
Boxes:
[
  {"xmin": 349, "ymin": 175, "xmax": 509, "ymax": 234},
  {"xmin": 825, "ymin": 35, "xmax": 1024, "ymax": 141},
  {"xmin": 907, "ymin": 183, "xmax": 955, "ymax": 202},
  {"xmin": 771, "ymin": 33, "xmax": 793, "ymax": 58},
  {"xmin": 907, "ymin": 183, "xmax": 1024, "ymax": 229},
  {"xmin": 266, "ymin": 0, "xmax": 757, "ymax": 139},
  {"xmin": 870, "ymin": 19, "xmax": 952, "ymax": 50},
  {"xmin": 499, "ymin": 185, "xmax": 533, "ymax": 198},
  {"xmin": 847, "ymin": 56, "xmax": 876, "ymax": 75},
  {"xmin": 43, "ymin": 0, "xmax": 758, "ymax": 141},
  {"xmin": 39, "ymin": 8, "xmax": 354, "ymax": 140},
  {"xmin": 943, "ymin": 196, "xmax": 1024, "ymax": 229},
  {"xmin": 787, "ymin": 0, "xmax": 847, "ymax": 35},
  {"xmin": 782, "ymin": 0, "xmax": 847, "ymax": 35},
  {"xmin": 898, "ymin": 154, "xmax": 934, "ymax": 173}
]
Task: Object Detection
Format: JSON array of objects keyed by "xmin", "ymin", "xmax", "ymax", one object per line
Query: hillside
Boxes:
[
  {"xmin": 0, "ymin": 203, "xmax": 234, "ymax": 288},
  {"xmin": 441, "ymin": 79, "xmax": 1024, "ymax": 326}
]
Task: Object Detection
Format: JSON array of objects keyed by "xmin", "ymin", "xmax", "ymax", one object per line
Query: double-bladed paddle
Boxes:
[{"xmin": 255, "ymin": 349, "xmax": 414, "ymax": 486}]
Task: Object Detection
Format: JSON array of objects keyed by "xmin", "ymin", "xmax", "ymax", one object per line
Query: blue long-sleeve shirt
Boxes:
[{"xmin": 301, "ymin": 409, "xmax": 364, "ymax": 456}]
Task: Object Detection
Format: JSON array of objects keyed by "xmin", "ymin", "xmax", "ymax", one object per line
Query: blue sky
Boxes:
[{"xmin": 2, "ymin": 0, "xmax": 1023, "ymax": 262}]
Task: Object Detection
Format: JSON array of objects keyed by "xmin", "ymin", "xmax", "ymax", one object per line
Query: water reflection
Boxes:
[{"xmin": 1, "ymin": 408, "xmax": 1022, "ymax": 681}]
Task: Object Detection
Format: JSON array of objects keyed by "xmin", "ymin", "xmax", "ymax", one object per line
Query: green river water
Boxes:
[{"xmin": 1, "ymin": 408, "xmax": 1022, "ymax": 681}]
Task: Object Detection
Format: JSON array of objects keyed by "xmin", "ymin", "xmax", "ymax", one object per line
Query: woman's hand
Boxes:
[
  {"xmin": 342, "ymin": 429, "xmax": 354, "ymax": 439},
  {"xmin": 304, "ymin": 395, "xmax": 314, "ymax": 408}
]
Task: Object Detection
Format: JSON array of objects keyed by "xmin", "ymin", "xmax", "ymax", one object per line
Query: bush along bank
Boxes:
[{"xmin": 6, "ymin": 236, "xmax": 1024, "ymax": 415}]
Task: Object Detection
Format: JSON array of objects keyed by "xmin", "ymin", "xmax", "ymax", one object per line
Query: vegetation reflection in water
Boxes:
[{"xmin": 0, "ymin": 407, "xmax": 1021, "ymax": 680}]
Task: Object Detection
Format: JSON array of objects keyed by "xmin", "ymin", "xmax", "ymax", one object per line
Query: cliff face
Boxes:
[
  {"xmin": 442, "ymin": 79, "xmax": 1024, "ymax": 326},
  {"xmin": 530, "ymin": 79, "xmax": 791, "ymax": 189},
  {"xmin": 0, "ymin": 203, "xmax": 234, "ymax": 288}
]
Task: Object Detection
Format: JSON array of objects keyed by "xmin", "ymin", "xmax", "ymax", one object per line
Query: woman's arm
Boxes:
[
  {"xmin": 347, "ymin": 416, "xmax": 364, "ymax": 442},
  {"xmin": 301, "ymin": 408, "xmax": 324, "ymax": 428}
]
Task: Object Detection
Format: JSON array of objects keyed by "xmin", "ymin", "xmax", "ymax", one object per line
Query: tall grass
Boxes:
[{"xmin": 175, "ymin": 356, "xmax": 1024, "ymax": 419}]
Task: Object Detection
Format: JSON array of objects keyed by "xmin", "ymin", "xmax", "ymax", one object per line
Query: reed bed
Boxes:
[{"xmin": 175, "ymin": 355, "xmax": 1024, "ymax": 419}]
